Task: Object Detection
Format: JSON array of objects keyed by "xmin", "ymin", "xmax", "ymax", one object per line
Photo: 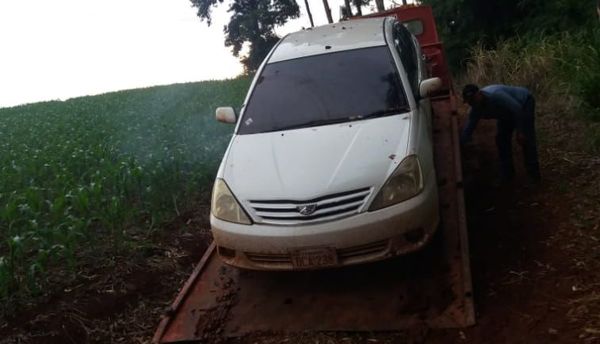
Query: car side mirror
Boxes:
[
  {"xmin": 419, "ymin": 77, "xmax": 442, "ymax": 98},
  {"xmin": 215, "ymin": 107, "xmax": 237, "ymax": 124}
]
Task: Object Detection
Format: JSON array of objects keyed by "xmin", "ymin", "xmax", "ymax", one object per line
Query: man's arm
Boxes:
[{"xmin": 460, "ymin": 108, "xmax": 479, "ymax": 145}]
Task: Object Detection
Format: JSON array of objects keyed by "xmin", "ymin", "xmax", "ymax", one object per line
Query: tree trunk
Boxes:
[
  {"xmin": 322, "ymin": 0, "xmax": 333, "ymax": 23},
  {"xmin": 304, "ymin": 0, "xmax": 315, "ymax": 27},
  {"xmin": 375, "ymin": 0, "xmax": 384, "ymax": 12},
  {"xmin": 343, "ymin": 0, "xmax": 353, "ymax": 17},
  {"xmin": 352, "ymin": 0, "xmax": 362, "ymax": 16}
]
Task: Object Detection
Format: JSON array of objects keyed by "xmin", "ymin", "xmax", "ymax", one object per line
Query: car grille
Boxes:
[
  {"xmin": 245, "ymin": 252, "xmax": 292, "ymax": 264},
  {"xmin": 248, "ymin": 187, "xmax": 371, "ymax": 225}
]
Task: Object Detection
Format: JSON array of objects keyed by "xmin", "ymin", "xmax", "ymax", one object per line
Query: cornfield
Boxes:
[{"xmin": 0, "ymin": 77, "xmax": 251, "ymax": 308}]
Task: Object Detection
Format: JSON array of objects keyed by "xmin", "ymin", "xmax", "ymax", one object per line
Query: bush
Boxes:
[
  {"xmin": 556, "ymin": 29, "xmax": 600, "ymax": 121},
  {"xmin": 423, "ymin": 0, "xmax": 598, "ymax": 70},
  {"xmin": 462, "ymin": 27, "xmax": 600, "ymax": 150}
]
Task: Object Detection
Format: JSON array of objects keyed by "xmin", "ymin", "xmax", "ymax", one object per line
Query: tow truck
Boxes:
[{"xmin": 152, "ymin": 5, "xmax": 474, "ymax": 342}]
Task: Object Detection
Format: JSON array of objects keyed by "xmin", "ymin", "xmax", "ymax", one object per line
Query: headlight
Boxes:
[
  {"xmin": 211, "ymin": 179, "xmax": 252, "ymax": 225},
  {"xmin": 369, "ymin": 155, "xmax": 423, "ymax": 211}
]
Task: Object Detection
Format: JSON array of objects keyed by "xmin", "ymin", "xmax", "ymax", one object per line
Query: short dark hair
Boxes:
[{"xmin": 462, "ymin": 84, "xmax": 479, "ymax": 102}]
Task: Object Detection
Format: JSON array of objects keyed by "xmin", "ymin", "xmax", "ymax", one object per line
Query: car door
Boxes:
[{"xmin": 392, "ymin": 21, "xmax": 435, "ymax": 178}]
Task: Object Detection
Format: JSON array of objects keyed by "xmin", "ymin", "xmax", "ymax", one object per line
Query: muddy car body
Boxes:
[{"xmin": 210, "ymin": 17, "xmax": 442, "ymax": 270}]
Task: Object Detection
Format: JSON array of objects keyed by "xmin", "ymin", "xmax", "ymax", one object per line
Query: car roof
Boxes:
[{"xmin": 268, "ymin": 17, "xmax": 388, "ymax": 64}]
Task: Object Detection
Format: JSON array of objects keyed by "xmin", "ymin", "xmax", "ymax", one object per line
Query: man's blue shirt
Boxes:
[{"xmin": 461, "ymin": 85, "xmax": 532, "ymax": 143}]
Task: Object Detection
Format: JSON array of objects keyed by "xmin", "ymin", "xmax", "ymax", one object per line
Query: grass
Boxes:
[
  {"xmin": 462, "ymin": 27, "xmax": 600, "ymax": 151},
  {"xmin": 0, "ymin": 77, "xmax": 251, "ymax": 310}
]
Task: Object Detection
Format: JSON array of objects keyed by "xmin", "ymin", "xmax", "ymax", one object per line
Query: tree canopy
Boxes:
[
  {"xmin": 421, "ymin": 0, "xmax": 597, "ymax": 68},
  {"xmin": 190, "ymin": 0, "xmax": 299, "ymax": 73},
  {"xmin": 192, "ymin": 0, "xmax": 597, "ymax": 73}
]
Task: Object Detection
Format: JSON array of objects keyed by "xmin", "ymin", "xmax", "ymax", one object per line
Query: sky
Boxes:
[{"xmin": 0, "ymin": 0, "xmax": 401, "ymax": 108}]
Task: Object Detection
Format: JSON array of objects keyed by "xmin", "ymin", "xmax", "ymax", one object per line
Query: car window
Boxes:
[
  {"xmin": 403, "ymin": 20, "xmax": 424, "ymax": 36},
  {"xmin": 238, "ymin": 46, "xmax": 409, "ymax": 135},
  {"xmin": 393, "ymin": 23, "xmax": 419, "ymax": 96}
]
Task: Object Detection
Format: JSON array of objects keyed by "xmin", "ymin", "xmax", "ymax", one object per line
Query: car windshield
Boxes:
[{"xmin": 237, "ymin": 46, "xmax": 409, "ymax": 135}]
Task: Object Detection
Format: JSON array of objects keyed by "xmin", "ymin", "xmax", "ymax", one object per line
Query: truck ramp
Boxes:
[{"xmin": 153, "ymin": 95, "xmax": 474, "ymax": 343}]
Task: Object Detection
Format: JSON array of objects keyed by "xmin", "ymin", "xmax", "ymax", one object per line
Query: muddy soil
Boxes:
[
  {"xmin": 428, "ymin": 116, "xmax": 600, "ymax": 344},
  {"xmin": 1, "ymin": 113, "xmax": 598, "ymax": 343},
  {"xmin": 0, "ymin": 207, "xmax": 214, "ymax": 344}
]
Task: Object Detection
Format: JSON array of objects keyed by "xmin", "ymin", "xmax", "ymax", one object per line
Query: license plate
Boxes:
[{"xmin": 291, "ymin": 247, "xmax": 338, "ymax": 268}]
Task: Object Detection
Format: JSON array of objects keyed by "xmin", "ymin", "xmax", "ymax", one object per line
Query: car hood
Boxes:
[{"xmin": 222, "ymin": 114, "xmax": 411, "ymax": 202}]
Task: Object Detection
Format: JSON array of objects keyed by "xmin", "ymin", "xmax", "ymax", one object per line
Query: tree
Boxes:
[
  {"xmin": 352, "ymin": 0, "xmax": 369, "ymax": 16},
  {"xmin": 421, "ymin": 0, "xmax": 596, "ymax": 68},
  {"xmin": 420, "ymin": 0, "xmax": 523, "ymax": 67},
  {"xmin": 343, "ymin": 0, "xmax": 353, "ymax": 18},
  {"xmin": 190, "ymin": 0, "xmax": 300, "ymax": 73},
  {"xmin": 322, "ymin": 0, "xmax": 333, "ymax": 23},
  {"xmin": 304, "ymin": 0, "xmax": 315, "ymax": 27}
]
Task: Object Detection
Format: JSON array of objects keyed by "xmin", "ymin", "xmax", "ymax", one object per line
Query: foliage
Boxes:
[
  {"xmin": 190, "ymin": 0, "xmax": 224, "ymax": 25},
  {"xmin": 463, "ymin": 27, "xmax": 600, "ymax": 150},
  {"xmin": 0, "ymin": 77, "xmax": 251, "ymax": 309},
  {"xmin": 190, "ymin": 0, "xmax": 299, "ymax": 73},
  {"xmin": 425, "ymin": 0, "xmax": 600, "ymax": 148},
  {"xmin": 351, "ymin": 0, "xmax": 370, "ymax": 16},
  {"xmin": 421, "ymin": 0, "xmax": 598, "ymax": 69},
  {"xmin": 421, "ymin": 0, "xmax": 522, "ymax": 67},
  {"xmin": 555, "ymin": 28, "xmax": 600, "ymax": 119},
  {"xmin": 516, "ymin": 0, "xmax": 597, "ymax": 33}
]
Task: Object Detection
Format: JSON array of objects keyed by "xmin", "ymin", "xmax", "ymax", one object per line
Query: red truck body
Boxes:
[{"xmin": 362, "ymin": 5, "xmax": 453, "ymax": 93}]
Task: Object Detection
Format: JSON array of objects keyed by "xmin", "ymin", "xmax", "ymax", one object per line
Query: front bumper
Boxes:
[{"xmin": 210, "ymin": 173, "xmax": 439, "ymax": 270}]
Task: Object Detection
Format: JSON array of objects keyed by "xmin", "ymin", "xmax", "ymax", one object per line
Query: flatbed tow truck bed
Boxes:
[{"xmin": 152, "ymin": 94, "xmax": 475, "ymax": 343}]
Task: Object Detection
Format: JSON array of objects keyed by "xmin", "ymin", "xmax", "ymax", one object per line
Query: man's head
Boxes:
[{"xmin": 462, "ymin": 84, "xmax": 484, "ymax": 106}]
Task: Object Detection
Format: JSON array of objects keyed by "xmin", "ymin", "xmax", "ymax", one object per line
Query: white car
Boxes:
[{"xmin": 210, "ymin": 17, "xmax": 442, "ymax": 270}]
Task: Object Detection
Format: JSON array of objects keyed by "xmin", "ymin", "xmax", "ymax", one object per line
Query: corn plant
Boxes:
[{"xmin": 0, "ymin": 76, "xmax": 251, "ymax": 310}]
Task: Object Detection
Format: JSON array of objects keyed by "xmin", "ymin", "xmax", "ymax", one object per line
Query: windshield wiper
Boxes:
[
  {"xmin": 274, "ymin": 118, "xmax": 354, "ymax": 132},
  {"xmin": 350, "ymin": 106, "xmax": 411, "ymax": 121},
  {"xmin": 273, "ymin": 106, "xmax": 411, "ymax": 132}
]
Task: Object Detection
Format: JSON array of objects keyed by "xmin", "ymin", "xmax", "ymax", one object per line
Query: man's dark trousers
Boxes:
[{"xmin": 495, "ymin": 96, "xmax": 540, "ymax": 180}]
